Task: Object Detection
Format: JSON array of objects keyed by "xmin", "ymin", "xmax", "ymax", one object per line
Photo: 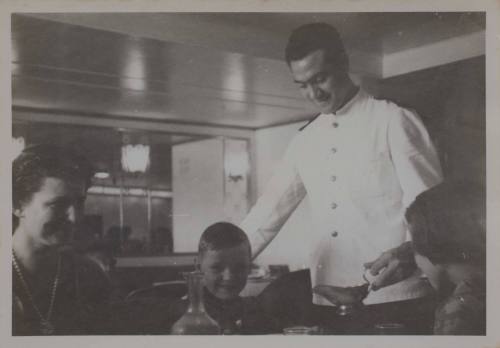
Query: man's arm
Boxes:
[
  {"xmin": 388, "ymin": 108, "xmax": 443, "ymax": 208},
  {"xmin": 365, "ymin": 108, "xmax": 443, "ymax": 290},
  {"xmin": 240, "ymin": 153, "xmax": 306, "ymax": 259}
]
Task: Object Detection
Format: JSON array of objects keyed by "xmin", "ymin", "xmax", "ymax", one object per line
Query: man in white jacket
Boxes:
[{"xmin": 241, "ymin": 23, "xmax": 443, "ymax": 330}]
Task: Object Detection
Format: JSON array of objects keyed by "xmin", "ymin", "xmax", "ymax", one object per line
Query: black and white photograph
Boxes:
[{"xmin": 2, "ymin": 1, "xmax": 499, "ymax": 347}]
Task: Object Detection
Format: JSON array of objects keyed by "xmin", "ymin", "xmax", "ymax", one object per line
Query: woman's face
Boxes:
[{"xmin": 14, "ymin": 177, "xmax": 87, "ymax": 249}]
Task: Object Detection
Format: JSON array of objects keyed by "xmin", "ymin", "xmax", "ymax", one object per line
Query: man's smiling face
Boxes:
[{"xmin": 290, "ymin": 49, "xmax": 349, "ymax": 115}]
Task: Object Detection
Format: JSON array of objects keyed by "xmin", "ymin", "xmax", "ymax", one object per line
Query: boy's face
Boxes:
[{"xmin": 199, "ymin": 243, "xmax": 251, "ymax": 300}]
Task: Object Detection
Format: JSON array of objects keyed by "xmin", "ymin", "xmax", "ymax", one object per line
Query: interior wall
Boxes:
[
  {"xmin": 171, "ymin": 138, "xmax": 225, "ymax": 252},
  {"xmin": 377, "ymin": 56, "xmax": 485, "ymax": 186},
  {"xmin": 382, "ymin": 31, "xmax": 485, "ymax": 78}
]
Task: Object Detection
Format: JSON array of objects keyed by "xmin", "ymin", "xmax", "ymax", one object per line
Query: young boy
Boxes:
[
  {"xmin": 406, "ymin": 181, "xmax": 485, "ymax": 335},
  {"xmin": 170, "ymin": 222, "xmax": 278, "ymax": 334}
]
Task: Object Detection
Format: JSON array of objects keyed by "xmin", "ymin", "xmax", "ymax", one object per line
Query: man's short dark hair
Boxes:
[
  {"xmin": 198, "ymin": 222, "xmax": 251, "ymax": 256},
  {"xmin": 13, "ymin": 143, "xmax": 94, "ymax": 210},
  {"xmin": 285, "ymin": 22, "xmax": 349, "ymax": 72},
  {"xmin": 406, "ymin": 181, "xmax": 485, "ymax": 266}
]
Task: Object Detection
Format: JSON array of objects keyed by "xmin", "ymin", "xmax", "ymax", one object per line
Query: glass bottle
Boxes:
[{"xmin": 170, "ymin": 271, "xmax": 221, "ymax": 335}]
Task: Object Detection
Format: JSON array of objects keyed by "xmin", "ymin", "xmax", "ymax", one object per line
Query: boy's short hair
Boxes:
[
  {"xmin": 406, "ymin": 181, "xmax": 485, "ymax": 266},
  {"xmin": 198, "ymin": 222, "xmax": 251, "ymax": 256},
  {"xmin": 285, "ymin": 22, "xmax": 349, "ymax": 72}
]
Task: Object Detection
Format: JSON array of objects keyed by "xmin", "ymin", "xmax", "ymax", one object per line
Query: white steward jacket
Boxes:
[{"xmin": 241, "ymin": 89, "xmax": 443, "ymax": 305}]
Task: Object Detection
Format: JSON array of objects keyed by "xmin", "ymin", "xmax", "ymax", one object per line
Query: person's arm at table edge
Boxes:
[
  {"xmin": 364, "ymin": 108, "xmax": 443, "ymax": 290},
  {"xmin": 240, "ymin": 144, "xmax": 306, "ymax": 259}
]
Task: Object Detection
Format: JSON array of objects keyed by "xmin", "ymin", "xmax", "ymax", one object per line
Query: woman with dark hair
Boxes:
[
  {"xmin": 12, "ymin": 144, "xmax": 111, "ymax": 335},
  {"xmin": 406, "ymin": 181, "xmax": 486, "ymax": 335}
]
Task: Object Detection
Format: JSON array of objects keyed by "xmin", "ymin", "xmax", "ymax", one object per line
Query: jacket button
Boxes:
[
  {"xmin": 331, "ymin": 231, "xmax": 339, "ymax": 237},
  {"xmin": 331, "ymin": 202, "xmax": 337, "ymax": 209},
  {"xmin": 331, "ymin": 147, "xmax": 337, "ymax": 154},
  {"xmin": 332, "ymin": 122, "xmax": 339, "ymax": 128},
  {"xmin": 331, "ymin": 175, "xmax": 337, "ymax": 182}
]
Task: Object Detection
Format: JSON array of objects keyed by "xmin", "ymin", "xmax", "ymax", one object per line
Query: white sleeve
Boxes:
[
  {"xmin": 388, "ymin": 108, "xmax": 444, "ymax": 208},
  {"xmin": 240, "ymin": 141, "xmax": 306, "ymax": 259}
]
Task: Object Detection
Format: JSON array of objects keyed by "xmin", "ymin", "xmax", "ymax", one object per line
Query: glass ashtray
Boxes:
[
  {"xmin": 283, "ymin": 326, "xmax": 317, "ymax": 335},
  {"xmin": 374, "ymin": 322, "xmax": 406, "ymax": 335}
]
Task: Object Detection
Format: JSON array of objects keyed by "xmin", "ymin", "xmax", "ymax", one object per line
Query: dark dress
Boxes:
[{"xmin": 13, "ymin": 249, "xmax": 112, "ymax": 335}]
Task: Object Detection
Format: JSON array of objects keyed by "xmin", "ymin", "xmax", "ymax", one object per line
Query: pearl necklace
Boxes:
[{"xmin": 12, "ymin": 251, "xmax": 61, "ymax": 335}]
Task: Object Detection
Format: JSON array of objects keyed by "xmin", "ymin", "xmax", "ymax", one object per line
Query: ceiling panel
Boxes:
[
  {"xmin": 22, "ymin": 12, "xmax": 484, "ymax": 58},
  {"xmin": 11, "ymin": 12, "xmax": 485, "ymax": 130}
]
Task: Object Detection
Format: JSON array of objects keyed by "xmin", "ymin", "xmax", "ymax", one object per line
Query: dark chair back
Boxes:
[
  {"xmin": 105, "ymin": 281, "xmax": 187, "ymax": 334},
  {"xmin": 125, "ymin": 280, "xmax": 187, "ymax": 301},
  {"xmin": 257, "ymin": 269, "xmax": 313, "ymax": 329}
]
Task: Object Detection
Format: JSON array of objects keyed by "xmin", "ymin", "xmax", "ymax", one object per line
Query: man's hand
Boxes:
[{"xmin": 363, "ymin": 241, "xmax": 416, "ymax": 291}]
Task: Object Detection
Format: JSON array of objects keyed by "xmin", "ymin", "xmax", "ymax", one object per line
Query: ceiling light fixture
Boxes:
[
  {"xmin": 94, "ymin": 171, "xmax": 110, "ymax": 179},
  {"xmin": 121, "ymin": 143, "xmax": 150, "ymax": 173}
]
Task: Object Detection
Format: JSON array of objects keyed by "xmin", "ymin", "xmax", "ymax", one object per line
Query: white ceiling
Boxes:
[
  {"xmin": 25, "ymin": 12, "xmax": 485, "ymax": 59},
  {"xmin": 12, "ymin": 12, "xmax": 485, "ymax": 130}
]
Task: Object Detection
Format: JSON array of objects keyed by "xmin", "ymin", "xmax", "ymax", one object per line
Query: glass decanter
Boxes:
[{"xmin": 170, "ymin": 271, "xmax": 221, "ymax": 335}]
